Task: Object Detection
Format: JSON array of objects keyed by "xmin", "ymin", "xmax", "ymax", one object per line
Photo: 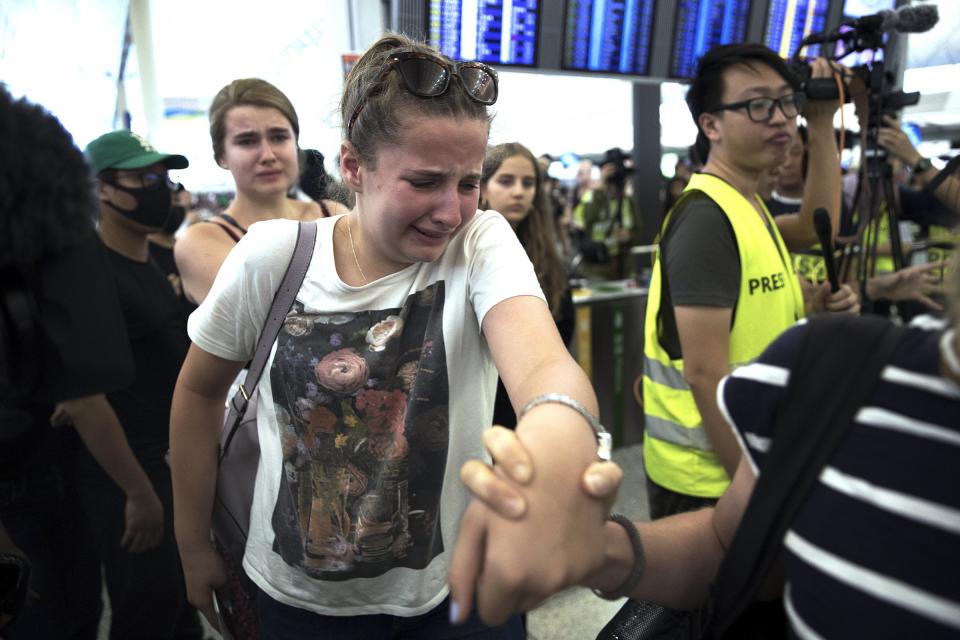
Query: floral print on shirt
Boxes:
[{"xmin": 268, "ymin": 282, "xmax": 449, "ymax": 580}]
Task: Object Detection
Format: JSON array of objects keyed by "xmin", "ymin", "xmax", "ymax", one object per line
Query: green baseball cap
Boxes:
[{"xmin": 85, "ymin": 130, "xmax": 189, "ymax": 174}]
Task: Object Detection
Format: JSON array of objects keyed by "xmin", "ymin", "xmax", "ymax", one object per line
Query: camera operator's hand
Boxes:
[
  {"xmin": 867, "ymin": 262, "xmax": 946, "ymax": 311},
  {"xmin": 810, "ymin": 281, "xmax": 860, "ymax": 316},
  {"xmin": 600, "ymin": 163, "xmax": 618, "ymax": 183},
  {"xmin": 803, "ymin": 58, "xmax": 844, "ymax": 123},
  {"xmin": 122, "ymin": 488, "xmax": 165, "ymax": 554},
  {"xmin": 877, "ymin": 115, "xmax": 922, "ymax": 167}
]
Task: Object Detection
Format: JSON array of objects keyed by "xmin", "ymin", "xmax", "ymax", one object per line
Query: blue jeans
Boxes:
[{"xmin": 256, "ymin": 586, "xmax": 525, "ymax": 639}]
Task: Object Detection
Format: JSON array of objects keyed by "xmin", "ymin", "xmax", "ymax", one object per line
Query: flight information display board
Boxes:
[
  {"xmin": 428, "ymin": 0, "xmax": 540, "ymax": 66},
  {"xmin": 562, "ymin": 0, "xmax": 657, "ymax": 76},
  {"xmin": 765, "ymin": 0, "xmax": 831, "ymax": 59},
  {"xmin": 670, "ymin": 0, "xmax": 752, "ymax": 79}
]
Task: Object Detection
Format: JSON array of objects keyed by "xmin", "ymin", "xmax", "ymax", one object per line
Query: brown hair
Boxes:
[
  {"xmin": 481, "ymin": 142, "xmax": 567, "ymax": 316},
  {"xmin": 341, "ymin": 33, "xmax": 492, "ymax": 165},
  {"xmin": 209, "ymin": 78, "xmax": 299, "ymax": 164}
]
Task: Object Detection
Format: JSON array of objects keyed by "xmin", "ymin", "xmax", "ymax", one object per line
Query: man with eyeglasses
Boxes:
[
  {"xmin": 79, "ymin": 131, "xmax": 204, "ymax": 639},
  {"xmin": 641, "ymin": 44, "xmax": 860, "ymax": 520}
]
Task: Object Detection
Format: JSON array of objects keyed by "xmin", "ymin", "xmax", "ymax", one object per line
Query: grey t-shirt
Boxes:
[{"xmin": 657, "ymin": 191, "xmax": 740, "ymax": 357}]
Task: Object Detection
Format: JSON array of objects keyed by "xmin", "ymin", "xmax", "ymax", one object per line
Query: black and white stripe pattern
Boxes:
[{"xmin": 718, "ymin": 323, "xmax": 960, "ymax": 639}]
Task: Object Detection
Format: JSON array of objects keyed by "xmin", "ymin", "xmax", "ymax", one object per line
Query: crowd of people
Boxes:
[{"xmin": 0, "ymin": 27, "xmax": 958, "ymax": 640}]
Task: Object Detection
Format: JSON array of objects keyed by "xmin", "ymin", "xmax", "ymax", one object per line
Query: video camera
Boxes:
[
  {"xmin": 881, "ymin": 89, "xmax": 920, "ymax": 117},
  {"xmin": 787, "ymin": 4, "xmax": 938, "ymax": 103},
  {"xmin": 600, "ymin": 147, "xmax": 632, "ymax": 188}
]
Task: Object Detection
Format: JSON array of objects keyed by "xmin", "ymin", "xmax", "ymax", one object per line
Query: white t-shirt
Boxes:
[{"xmin": 188, "ymin": 211, "xmax": 544, "ymax": 616}]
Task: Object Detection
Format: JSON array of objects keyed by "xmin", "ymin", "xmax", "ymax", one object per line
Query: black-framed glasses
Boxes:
[
  {"xmin": 710, "ymin": 93, "xmax": 806, "ymax": 123},
  {"xmin": 103, "ymin": 170, "xmax": 176, "ymax": 191},
  {"xmin": 347, "ymin": 52, "xmax": 499, "ymax": 138}
]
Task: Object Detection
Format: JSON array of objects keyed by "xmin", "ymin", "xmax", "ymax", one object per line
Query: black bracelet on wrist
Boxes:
[{"xmin": 592, "ymin": 513, "xmax": 645, "ymax": 601}]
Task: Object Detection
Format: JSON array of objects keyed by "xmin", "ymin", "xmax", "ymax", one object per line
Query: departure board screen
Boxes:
[
  {"xmin": 428, "ymin": 0, "xmax": 540, "ymax": 66},
  {"xmin": 562, "ymin": 0, "xmax": 657, "ymax": 76},
  {"xmin": 764, "ymin": 0, "xmax": 830, "ymax": 59},
  {"xmin": 670, "ymin": 0, "xmax": 752, "ymax": 79}
]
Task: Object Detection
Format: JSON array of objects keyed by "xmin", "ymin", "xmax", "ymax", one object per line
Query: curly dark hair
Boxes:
[{"xmin": 0, "ymin": 85, "xmax": 97, "ymax": 268}]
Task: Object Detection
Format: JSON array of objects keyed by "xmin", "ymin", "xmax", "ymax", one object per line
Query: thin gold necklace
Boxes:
[{"xmin": 346, "ymin": 214, "xmax": 368, "ymax": 284}]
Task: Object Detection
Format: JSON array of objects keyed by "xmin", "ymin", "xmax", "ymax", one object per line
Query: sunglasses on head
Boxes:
[{"xmin": 347, "ymin": 52, "xmax": 499, "ymax": 138}]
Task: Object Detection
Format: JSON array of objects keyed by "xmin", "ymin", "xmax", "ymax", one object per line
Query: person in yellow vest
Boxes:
[
  {"xmin": 573, "ymin": 147, "xmax": 636, "ymax": 281},
  {"xmin": 642, "ymin": 44, "xmax": 860, "ymax": 519}
]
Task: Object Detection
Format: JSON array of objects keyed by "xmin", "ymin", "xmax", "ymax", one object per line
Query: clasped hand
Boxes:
[{"xmin": 449, "ymin": 424, "xmax": 623, "ymax": 626}]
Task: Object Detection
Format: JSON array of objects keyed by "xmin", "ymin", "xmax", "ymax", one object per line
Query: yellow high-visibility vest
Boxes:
[{"xmin": 642, "ymin": 174, "xmax": 805, "ymax": 497}]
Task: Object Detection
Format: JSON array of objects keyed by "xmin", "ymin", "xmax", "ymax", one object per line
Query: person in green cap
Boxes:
[{"xmin": 80, "ymin": 130, "xmax": 204, "ymax": 639}]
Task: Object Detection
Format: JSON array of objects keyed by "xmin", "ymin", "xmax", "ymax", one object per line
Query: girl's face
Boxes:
[
  {"xmin": 219, "ymin": 105, "xmax": 298, "ymax": 200},
  {"xmin": 349, "ymin": 114, "xmax": 488, "ymax": 274},
  {"xmin": 482, "ymin": 154, "xmax": 537, "ymax": 227}
]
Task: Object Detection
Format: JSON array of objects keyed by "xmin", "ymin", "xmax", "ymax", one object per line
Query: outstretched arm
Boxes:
[
  {"xmin": 451, "ymin": 430, "xmax": 757, "ymax": 616},
  {"xmin": 449, "ymin": 295, "xmax": 607, "ymax": 626},
  {"xmin": 866, "ymin": 262, "xmax": 946, "ymax": 311},
  {"xmin": 585, "ymin": 458, "xmax": 754, "ymax": 608}
]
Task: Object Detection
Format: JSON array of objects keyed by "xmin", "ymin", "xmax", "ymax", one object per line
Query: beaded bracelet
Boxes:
[{"xmin": 593, "ymin": 513, "xmax": 646, "ymax": 600}]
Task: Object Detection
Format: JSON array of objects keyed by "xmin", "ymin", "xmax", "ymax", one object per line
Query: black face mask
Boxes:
[
  {"xmin": 103, "ymin": 181, "xmax": 173, "ymax": 229},
  {"xmin": 162, "ymin": 206, "xmax": 186, "ymax": 235}
]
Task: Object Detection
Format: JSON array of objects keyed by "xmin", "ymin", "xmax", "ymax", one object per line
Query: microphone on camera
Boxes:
[
  {"xmin": 888, "ymin": 4, "xmax": 940, "ymax": 33},
  {"xmin": 813, "ymin": 208, "xmax": 841, "ymax": 293},
  {"xmin": 804, "ymin": 5, "xmax": 939, "ymax": 45}
]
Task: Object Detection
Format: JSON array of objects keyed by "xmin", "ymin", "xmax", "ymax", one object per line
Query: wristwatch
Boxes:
[{"xmin": 913, "ymin": 157, "xmax": 933, "ymax": 174}]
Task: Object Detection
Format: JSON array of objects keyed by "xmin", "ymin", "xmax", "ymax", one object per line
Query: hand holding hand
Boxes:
[
  {"xmin": 122, "ymin": 489, "xmax": 165, "ymax": 553},
  {"xmin": 458, "ymin": 426, "xmax": 623, "ymax": 520},
  {"xmin": 449, "ymin": 421, "xmax": 623, "ymax": 625}
]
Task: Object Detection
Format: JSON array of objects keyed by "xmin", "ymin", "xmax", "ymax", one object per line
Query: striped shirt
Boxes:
[{"xmin": 718, "ymin": 321, "xmax": 960, "ymax": 639}]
